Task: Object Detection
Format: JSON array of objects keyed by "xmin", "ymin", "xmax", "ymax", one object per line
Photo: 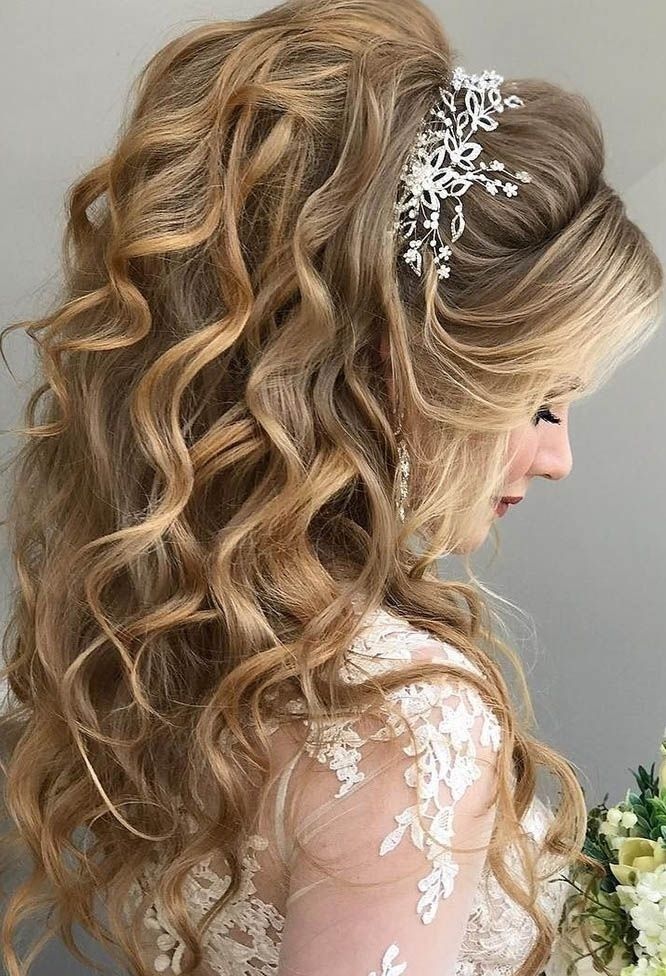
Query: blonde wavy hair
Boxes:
[{"xmin": 0, "ymin": 1, "xmax": 663, "ymax": 974}]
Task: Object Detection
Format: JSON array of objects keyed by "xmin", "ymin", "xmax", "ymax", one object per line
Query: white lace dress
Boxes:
[{"xmin": 122, "ymin": 605, "xmax": 571, "ymax": 976}]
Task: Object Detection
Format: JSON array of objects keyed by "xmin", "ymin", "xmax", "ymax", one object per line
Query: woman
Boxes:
[{"xmin": 0, "ymin": 1, "xmax": 662, "ymax": 974}]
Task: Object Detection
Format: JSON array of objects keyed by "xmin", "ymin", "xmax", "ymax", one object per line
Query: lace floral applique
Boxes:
[
  {"xmin": 302, "ymin": 718, "xmax": 369, "ymax": 798},
  {"xmin": 305, "ymin": 606, "xmax": 503, "ymax": 926},
  {"xmin": 453, "ymin": 794, "xmax": 570, "ymax": 976},
  {"xmin": 367, "ymin": 942, "xmax": 408, "ymax": 975},
  {"xmin": 378, "ymin": 676, "xmax": 502, "ymax": 924},
  {"xmin": 117, "ymin": 605, "xmax": 569, "ymax": 976},
  {"xmin": 125, "ymin": 834, "xmax": 283, "ymax": 975}
]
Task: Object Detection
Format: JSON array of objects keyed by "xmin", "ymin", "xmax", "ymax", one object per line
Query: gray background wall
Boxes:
[{"xmin": 1, "ymin": 1, "xmax": 665, "ymax": 973}]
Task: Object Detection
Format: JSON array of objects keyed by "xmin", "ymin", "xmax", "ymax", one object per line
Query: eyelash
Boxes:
[{"xmin": 532, "ymin": 406, "xmax": 562, "ymax": 427}]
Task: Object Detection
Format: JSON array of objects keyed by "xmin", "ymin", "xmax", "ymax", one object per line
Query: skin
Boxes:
[{"xmin": 462, "ymin": 398, "xmax": 574, "ymax": 553}]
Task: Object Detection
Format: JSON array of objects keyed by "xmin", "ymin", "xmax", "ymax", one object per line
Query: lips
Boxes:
[{"xmin": 500, "ymin": 496, "xmax": 523, "ymax": 505}]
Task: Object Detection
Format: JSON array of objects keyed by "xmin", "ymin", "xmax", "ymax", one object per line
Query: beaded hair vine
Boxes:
[{"xmin": 392, "ymin": 65, "xmax": 533, "ymax": 280}]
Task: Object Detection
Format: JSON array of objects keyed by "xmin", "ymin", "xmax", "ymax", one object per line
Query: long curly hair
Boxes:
[{"xmin": 0, "ymin": 1, "xmax": 663, "ymax": 974}]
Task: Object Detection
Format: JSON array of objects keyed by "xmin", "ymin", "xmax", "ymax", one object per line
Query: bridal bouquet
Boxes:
[{"xmin": 544, "ymin": 730, "xmax": 666, "ymax": 976}]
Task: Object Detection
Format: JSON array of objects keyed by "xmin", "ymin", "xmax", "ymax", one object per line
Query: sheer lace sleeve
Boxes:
[{"xmin": 276, "ymin": 641, "xmax": 503, "ymax": 976}]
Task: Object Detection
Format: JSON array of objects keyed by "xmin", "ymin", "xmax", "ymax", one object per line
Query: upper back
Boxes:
[{"xmin": 120, "ymin": 603, "xmax": 564, "ymax": 976}]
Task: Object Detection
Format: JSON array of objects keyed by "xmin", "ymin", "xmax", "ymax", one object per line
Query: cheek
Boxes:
[{"xmin": 506, "ymin": 427, "xmax": 537, "ymax": 481}]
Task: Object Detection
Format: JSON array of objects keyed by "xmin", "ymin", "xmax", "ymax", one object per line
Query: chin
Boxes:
[
  {"xmin": 451, "ymin": 508, "xmax": 496, "ymax": 554},
  {"xmin": 450, "ymin": 526, "xmax": 489, "ymax": 554},
  {"xmin": 453, "ymin": 533, "xmax": 486, "ymax": 554}
]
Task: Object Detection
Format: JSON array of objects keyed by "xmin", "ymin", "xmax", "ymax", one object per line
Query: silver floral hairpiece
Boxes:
[{"xmin": 392, "ymin": 65, "xmax": 533, "ymax": 280}]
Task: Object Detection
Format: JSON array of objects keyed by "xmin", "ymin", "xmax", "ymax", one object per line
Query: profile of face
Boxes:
[
  {"xmin": 460, "ymin": 400, "xmax": 574, "ymax": 553},
  {"xmin": 378, "ymin": 335, "xmax": 576, "ymax": 553}
]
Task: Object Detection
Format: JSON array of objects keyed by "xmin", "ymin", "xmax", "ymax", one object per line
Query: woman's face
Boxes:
[
  {"xmin": 378, "ymin": 337, "xmax": 578, "ymax": 552},
  {"xmin": 460, "ymin": 398, "xmax": 575, "ymax": 553}
]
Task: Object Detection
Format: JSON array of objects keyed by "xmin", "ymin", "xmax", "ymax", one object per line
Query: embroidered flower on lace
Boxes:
[
  {"xmin": 377, "ymin": 676, "xmax": 502, "ymax": 924},
  {"xmin": 453, "ymin": 794, "xmax": 571, "ymax": 976},
  {"xmin": 368, "ymin": 942, "xmax": 408, "ymax": 976},
  {"xmin": 119, "ymin": 604, "xmax": 564, "ymax": 976},
  {"xmin": 343, "ymin": 610, "xmax": 437, "ymax": 673},
  {"xmin": 302, "ymin": 718, "xmax": 368, "ymax": 798},
  {"xmin": 342, "ymin": 608, "xmax": 485, "ymax": 685},
  {"xmin": 125, "ymin": 834, "xmax": 284, "ymax": 975},
  {"xmin": 304, "ymin": 607, "xmax": 503, "ymax": 926},
  {"xmin": 454, "ymin": 962, "xmax": 479, "ymax": 976},
  {"xmin": 295, "ymin": 610, "xmax": 435, "ymax": 798}
]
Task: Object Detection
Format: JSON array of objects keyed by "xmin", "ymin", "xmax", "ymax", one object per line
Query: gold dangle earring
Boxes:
[{"xmin": 393, "ymin": 406, "xmax": 411, "ymax": 523}]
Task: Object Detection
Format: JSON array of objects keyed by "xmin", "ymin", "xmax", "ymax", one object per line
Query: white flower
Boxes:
[
  {"xmin": 616, "ymin": 866, "xmax": 666, "ymax": 959},
  {"xmin": 636, "ymin": 866, "xmax": 666, "ymax": 903},
  {"xmin": 601, "ymin": 806, "xmax": 632, "ymax": 839},
  {"xmin": 622, "ymin": 958, "xmax": 666, "ymax": 976},
  {"xmin": 632, "ymin": 898, "xmax": 664, "ymax": 940}
]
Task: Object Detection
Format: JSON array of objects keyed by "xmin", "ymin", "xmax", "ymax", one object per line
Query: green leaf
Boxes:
[{"xmin": 583, "ymin": 840, "xmax": 609, "ymax": 865}]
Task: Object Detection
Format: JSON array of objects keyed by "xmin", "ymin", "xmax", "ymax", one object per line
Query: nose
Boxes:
[{"xmin": 538, "ymin": 431, "xmax": 573, "ymax": 481}]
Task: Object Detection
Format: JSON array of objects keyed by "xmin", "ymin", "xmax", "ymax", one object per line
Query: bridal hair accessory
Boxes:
[
  {"xmin": 393, "ymin": 408, "xmax": 411, "ymax": 524},
  {"xmin": 392, "ymin": 65, "xmax": 533, "ymax": 280},
  {"xmin": 396, "ymin": 437, "xmax": 410, "ymax": 524}
]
